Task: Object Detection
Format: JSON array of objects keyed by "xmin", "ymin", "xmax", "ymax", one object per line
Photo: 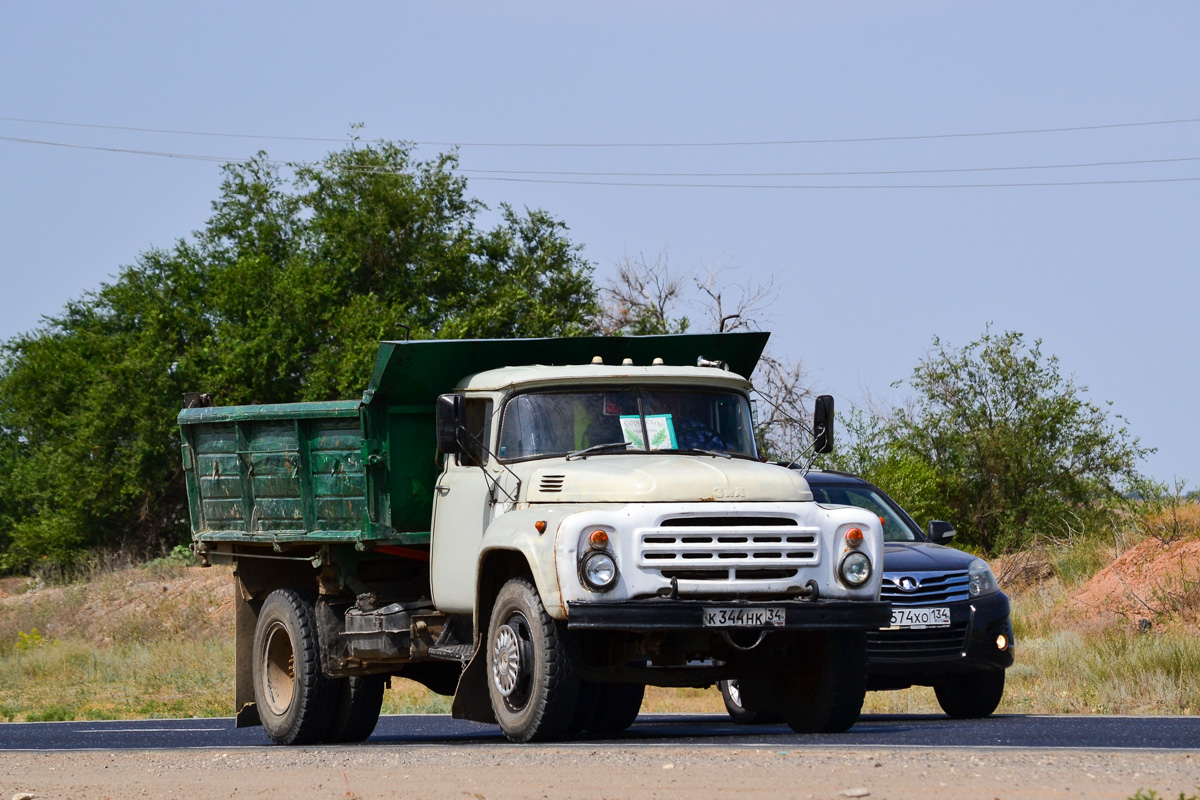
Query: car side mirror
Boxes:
[
  {"xmin": 435, "ymin": 394, "xmax": 466, "ymax": 454},
  {"xmin": 927, "ymin": 520, "xmax": 956, "ymax": 545},
  {"xmin": 812, "ymin": 395, "xmax": 835, "ymax": 454}
]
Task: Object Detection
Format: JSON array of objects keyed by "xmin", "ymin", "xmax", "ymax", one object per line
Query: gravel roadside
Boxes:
[{"xmin": 3, "ymin": 746, "xmax": 1198, "ymax": 799}]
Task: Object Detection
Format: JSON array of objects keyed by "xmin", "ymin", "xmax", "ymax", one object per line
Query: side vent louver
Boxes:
[{"xmin": 538, "ymin": 475, "xmax": 566, "ymax": 493}]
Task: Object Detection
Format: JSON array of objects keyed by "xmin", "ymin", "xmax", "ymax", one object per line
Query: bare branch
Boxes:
[{"xmin": 596, "ymin": 249, "xmax": 690, "ymax": 336}]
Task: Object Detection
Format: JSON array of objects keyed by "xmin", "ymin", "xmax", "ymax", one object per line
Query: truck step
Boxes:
[{"xmin": 427, "ymin": 643, "xmax": 475, "ymax": 663}]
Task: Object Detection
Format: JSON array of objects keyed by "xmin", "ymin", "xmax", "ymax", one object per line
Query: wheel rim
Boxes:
[
  {"xmin": 491, "ymin": 612, "xmax": 532, "ymax": 707},
  {"xmin": 262, "ymin": 620, "xmax": 296, "ymax": 716},
  {"xmin": 726, "ymin": 680, "xmax": 744, "ymax": 710}
]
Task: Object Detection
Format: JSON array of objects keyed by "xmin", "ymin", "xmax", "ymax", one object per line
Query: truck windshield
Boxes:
[{"xmin": 497, "ymin": 387, "xmax": 757, "ymax": 461}]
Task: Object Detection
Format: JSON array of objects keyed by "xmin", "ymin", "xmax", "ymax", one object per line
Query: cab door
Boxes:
[{"xmin": 430, "ymin": 398, "xmax": 494, "ymax": 613}]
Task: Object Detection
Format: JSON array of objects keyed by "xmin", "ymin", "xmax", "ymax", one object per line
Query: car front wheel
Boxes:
[{"xmin": 934, "ymin": 669, "xmax": 1005, "ymax": 719}]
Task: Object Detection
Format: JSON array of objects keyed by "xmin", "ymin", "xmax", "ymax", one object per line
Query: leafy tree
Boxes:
[
  {"xmin": 824, "ymin": 328, "xmax": 1150, "ymax": 552},
  {"xmin": 0, "ymin": 142, "xmax": 597, "ymax": 571}
]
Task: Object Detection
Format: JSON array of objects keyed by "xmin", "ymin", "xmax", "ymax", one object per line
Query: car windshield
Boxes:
[
  {"xmin": 807, "ymin": 482, "xmax": 922, "ymax": 542},
  {"xmin": 497, "ymin": 387, "xmax": 757, "ymax": 461}
]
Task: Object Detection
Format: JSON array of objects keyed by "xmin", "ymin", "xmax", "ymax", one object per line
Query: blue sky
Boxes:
[{"xmin": 1, "ymin": 1, "xmax": 1197, "ymax": 483}]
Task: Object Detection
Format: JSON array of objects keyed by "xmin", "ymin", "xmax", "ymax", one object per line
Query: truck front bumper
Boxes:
[{"xmin": 566, "ymin": 598, "xmax": 892, "ymax": 632}]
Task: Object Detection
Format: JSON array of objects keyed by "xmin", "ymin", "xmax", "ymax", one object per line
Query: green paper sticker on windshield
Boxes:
[{"xmin": 619, "ymin": 414, "xmax": 678, "ymax": 450}]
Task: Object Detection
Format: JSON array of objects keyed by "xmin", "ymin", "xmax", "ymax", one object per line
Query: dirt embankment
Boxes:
[{"xmin": 1070, "ymin": 537, "xmax": 1200, "ymax": 625}]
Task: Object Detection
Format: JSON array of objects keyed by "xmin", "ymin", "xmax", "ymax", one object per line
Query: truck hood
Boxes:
[{"xmin": 524, "ymin": 456, "xmax": 812, "ymax": 503}]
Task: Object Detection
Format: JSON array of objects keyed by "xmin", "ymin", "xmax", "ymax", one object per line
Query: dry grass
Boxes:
[{"xmin": 2, "ymin": 509, "xmax": 1199, "ymax": 722}]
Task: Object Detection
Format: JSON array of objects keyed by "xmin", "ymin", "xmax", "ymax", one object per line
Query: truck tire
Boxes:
[
  {"xmin": 569, "ymin": 680, "xmax": 601, "ymax": 734},
  {"xmin": 486, "ymin": 577, "xmax": 581, "ymax": 743},
  {"xmin": 718, "ymin": 679, "xmax": 782, "ymax": 725},
  {"xmin": 327, "ymin": 675, "xmax": 387, "ymax": 743},
  {"xmin": 586, "ymin": 683, "xmax": 644, "ymax": 735},
  {"xmin": 252, "ymin": 589, "xmax": 337, "ymax": 745},
  {"xmin": 776, "ymin": 631, "xmax": 867, "ymax": 734},
  {"xmin": 934, "ymin": 669, "xmax": 1005, "ymax": 719}
]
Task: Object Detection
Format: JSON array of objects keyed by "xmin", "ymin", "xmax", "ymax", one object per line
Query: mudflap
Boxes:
[
  {"xmin": 451, "ymin": 644, "xmax": 497, "ymax": 724},
  {"xmin": 234, "ymin": 570, "xmax": 261, "ymax": 728}
]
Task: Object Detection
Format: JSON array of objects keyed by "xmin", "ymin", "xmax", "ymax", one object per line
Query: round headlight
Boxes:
[
  {"xmin": 582, "ymin": 551, "xmax": 618, "ymax": 591},
  {"xmin": 839, "ymin": 551, "xmax": 872, "ymax": 587}
]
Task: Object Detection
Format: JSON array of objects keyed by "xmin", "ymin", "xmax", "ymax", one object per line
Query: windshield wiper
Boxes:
[
  {"xmin": 566, "ymin": 441, "xmax": 631, "ymax": 460},
  {"xmin": 662, "ymin": 448, "xmax": 733, "ymax": 459}
]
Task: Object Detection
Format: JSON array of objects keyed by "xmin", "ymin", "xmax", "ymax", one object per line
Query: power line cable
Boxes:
[
  {"xmin": 0, "ymin": 134, "xmax": 241, "ymax": 163},
  {"xmin": 458, "ymin": 155, "xmax": 1200, "ymax": 179},
  {"xmin": 467, "ymin": 175, "xmax": 1200, "ymax": 189},
  {"xmin": 2, "ymin": 114, "xmax": 1200, "ymax": 148},
  {"xmin": 3, "ymin": 134, "xmax": 1197, "ymax": 189}
]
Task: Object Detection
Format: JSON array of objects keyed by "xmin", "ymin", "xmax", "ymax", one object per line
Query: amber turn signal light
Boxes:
[
  {"xmin": 534, "ymin": 520, "xmax": 547, "ymax": 534},
  {"xmin": 844, "ymin": 528, "xmax": 864, "ymax": 548},
  {"xmin": 588, "ymin": 529, "xmax": 609, "ymax": 548}
]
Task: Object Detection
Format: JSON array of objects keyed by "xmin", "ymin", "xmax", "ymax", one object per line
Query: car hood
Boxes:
[{"xmin": 883, "ymin": 541, "xmax": 978, "ymax": 573}]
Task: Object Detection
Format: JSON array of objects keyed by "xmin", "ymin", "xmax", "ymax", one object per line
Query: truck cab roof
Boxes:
[{"xmin": 457, "ymin": 363, "xmax": 753, "ymax": 393}]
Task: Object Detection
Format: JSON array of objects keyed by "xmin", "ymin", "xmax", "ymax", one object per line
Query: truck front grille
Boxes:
[
  {"xmin": 881, "ymin": 570, "xmax": 970, "ymax": 606},
  {"xmin": 638, "ymin": 514, "xmax": 819, "ymax": 583}
]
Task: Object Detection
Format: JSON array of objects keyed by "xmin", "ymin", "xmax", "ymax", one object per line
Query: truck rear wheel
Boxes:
[
  {"xmin": 327, "ymin": 674, "xmax": 387, "ymax": 743},
  {"xmin": 252, "ymin": 589, "xmax": 337, "ymax": 745},
  {"xmin": 776, "ymin": 631, "xmax": 867, "ymax": 734},
  {"xmin": 934, "ymin": 669, "xmax": 1005, "ymax": 719},
  {"xmin": 486, "ymin": 577, "xmax": 581, "ymax": 743},
  {"xmin": 719, "ymin": 679, "xmax": 782, "ymax": 725},
  {"xmin": 586, "ymin": 683, "xmax": 644, "ymax": 735}
]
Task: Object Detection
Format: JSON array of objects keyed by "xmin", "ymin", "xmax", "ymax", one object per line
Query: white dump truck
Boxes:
[{"xmin": 179, "ymin": 333, "xmax": 889, "ymax": 744}]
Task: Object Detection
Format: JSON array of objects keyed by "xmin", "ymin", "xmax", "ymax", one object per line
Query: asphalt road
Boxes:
[{"xmin": 1, "ymin": 713, "xmax": 1198, "ymax": 752}]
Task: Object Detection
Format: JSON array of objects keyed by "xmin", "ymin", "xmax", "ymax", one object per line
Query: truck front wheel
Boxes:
[
  {"xmin": 486, "ymin": 577, "xmax": 581, "ymax": 743},
  {"xmin": 252, "ymin": 589, "xmax": 337, "ymax": 745},
  {"xmin": 586, "ymin": 683, "xmax": 645, "ymax": 735},
  {"xmin": 776, "ymin": 631, "xmax": 867, "ymax": 734}
]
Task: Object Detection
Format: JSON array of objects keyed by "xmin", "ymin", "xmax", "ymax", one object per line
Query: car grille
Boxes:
[
  {"xmin": 881, "ymin": 570, "xmax": 970, "ymax": 606},
  {"xmin": 867, "ymin": 622, "xmax": 969, "ymax": 661},
  {"xmin": 638, "ymin": 515, "xmax": 818, "ymax": 582}
]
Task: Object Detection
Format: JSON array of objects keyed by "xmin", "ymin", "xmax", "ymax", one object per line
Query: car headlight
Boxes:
[
  {"xmin": 838, "ymin": 551, "xmax": 872, "ymax": 588},
  {"xmin": 581, "ymin": 550, "xmax": 618, "ymax": 592},
  {"xmin": 968, "ymin": 558, "xmax": 999, "ymax": 598}
]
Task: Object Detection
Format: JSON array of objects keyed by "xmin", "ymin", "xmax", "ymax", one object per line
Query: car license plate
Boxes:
[
  {"xmin": 890, "ymin": 607, "xmax": 951, "ymax": 629},
  {"xmin": 702, "ymin": 607, "xmax": 786, "ymax": 628}
]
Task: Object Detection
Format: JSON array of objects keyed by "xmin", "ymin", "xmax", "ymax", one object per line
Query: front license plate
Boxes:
[
  {"xmin": 890, "ymin": 607, "xmax": 951, "ymax": 629},
  {"xmin": 702, "ymin": 607, "xmax": 786, "ymax": 628}
]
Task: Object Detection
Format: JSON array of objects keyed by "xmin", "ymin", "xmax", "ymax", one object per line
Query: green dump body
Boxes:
[{"xmin": 178, "ymin": 332, "xmax": 769, "ymax": 549}]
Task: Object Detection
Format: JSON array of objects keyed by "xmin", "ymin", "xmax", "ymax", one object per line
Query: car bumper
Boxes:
[{"xmin": 866, "ymin": 590, "xmax": 1013, "ymax": 687}]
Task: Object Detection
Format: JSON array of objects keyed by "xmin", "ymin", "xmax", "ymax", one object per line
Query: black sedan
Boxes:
[{"xmin": 721, "ymin": 469, "xmax": 1014, "ymax": 721}]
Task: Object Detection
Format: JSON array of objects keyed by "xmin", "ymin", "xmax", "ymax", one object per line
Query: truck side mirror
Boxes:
[
  {"xmin": 813, "ymin": 395, "xmax": 835, "ymax": 454},
  {"xmin": 927, "ymin": 520, "xmax": 956, "ymax": 545},
  {"xmin": 435, "ymin": 394, "xmax": 466, "ymax": 455}
]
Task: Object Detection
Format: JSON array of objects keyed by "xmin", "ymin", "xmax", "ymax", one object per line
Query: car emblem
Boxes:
[{"xmin": 897, "ymin": 576, "xmax": 919, "ymax": 592}]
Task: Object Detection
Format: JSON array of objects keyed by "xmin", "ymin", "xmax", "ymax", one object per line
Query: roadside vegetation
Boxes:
[{"xmin": 1, "ymin": 500, "xmax": 1196, "ymax": 722}]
